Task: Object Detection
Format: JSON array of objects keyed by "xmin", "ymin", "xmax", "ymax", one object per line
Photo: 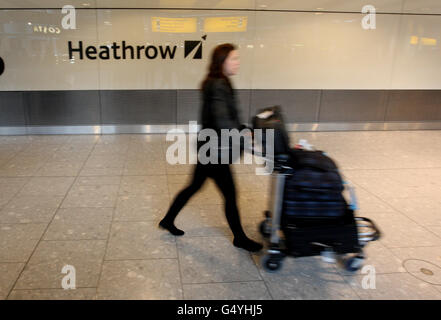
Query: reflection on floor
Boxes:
[{"xmin": 0, "ymin": 130, "xmax": 441, "ymax": 300}]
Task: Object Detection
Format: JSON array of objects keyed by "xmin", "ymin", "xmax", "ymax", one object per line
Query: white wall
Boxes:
[{"xmin": 0, "ymin": 0, "xmax": 440, "ymax": 90}]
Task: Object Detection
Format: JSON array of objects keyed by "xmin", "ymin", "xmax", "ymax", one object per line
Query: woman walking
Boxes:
[{"xmin": 159, "ymin": 43, "xmax": 262, "ymax": 252}]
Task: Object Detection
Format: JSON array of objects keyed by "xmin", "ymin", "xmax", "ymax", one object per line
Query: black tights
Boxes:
[{"xmin": 163, "ymin": 162, "xmax": 247, "ymax": 240}]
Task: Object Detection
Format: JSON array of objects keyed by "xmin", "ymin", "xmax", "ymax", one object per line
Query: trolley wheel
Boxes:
[
  {"xmin": 259, "ymin": 220, "xmax": 271, "ymax": 238},
  {"xmin": 261, "ymin": 254, "xmax": 283, "ymax": 272},
  {"xmin": 342, "ymin": 255, "xmax": 364, "ymax": 272}
]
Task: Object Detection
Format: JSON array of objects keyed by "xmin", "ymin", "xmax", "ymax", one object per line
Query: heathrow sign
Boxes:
[{"xmin": 68, "ymin": 35, "xmax": 207, "ymax": 61}]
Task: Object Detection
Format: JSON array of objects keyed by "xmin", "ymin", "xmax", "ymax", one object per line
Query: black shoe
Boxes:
[
  {"xmin": 159, "ymin": 219, "xmax": 185, "ymax": 236},
  {"xmin": 233, "ymin": 237, "xmax": 263, "ymax": 252}
]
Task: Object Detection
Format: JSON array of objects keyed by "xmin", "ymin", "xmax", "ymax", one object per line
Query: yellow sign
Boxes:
[
  {"xmin": 421, "ymin": 37, "xmax": 437, "ymax": 46},
  {"xmin": 204, "ymin": 16, "xmax": 248, "ymax": 33},
  {"xmin": 409, "ymin": 36, "xmax": 437, "ymax": 46},
  {"xmin": 151, "ymin": 17, "xmax": 197, "ymax": 33},
  {"xmin": 409, "ymin": 36, "xmax": 419, "ymax": 45}
]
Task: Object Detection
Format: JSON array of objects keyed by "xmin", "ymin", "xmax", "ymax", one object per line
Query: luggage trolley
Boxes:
[
  {"xmin": 252, "ymin": 106, "xmax": 380, "ymax": 272},
  {"xmin": 257, "ymin": 152, "xmax": 381, "ymax": 273}
]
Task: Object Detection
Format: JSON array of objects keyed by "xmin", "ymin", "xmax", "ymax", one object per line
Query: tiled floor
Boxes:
[{"xmin": 0, "ymin": 131, "xmax": 441, "ymax": 300}]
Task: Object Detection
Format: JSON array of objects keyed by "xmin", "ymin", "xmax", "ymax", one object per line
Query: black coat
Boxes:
[
  {"xmin": 197, "ymin": 77, "xmax": 246, "ymax": 164},
  {"xmin": 200, "ymin": 77, "xmax": 242, "ymax": 132}
]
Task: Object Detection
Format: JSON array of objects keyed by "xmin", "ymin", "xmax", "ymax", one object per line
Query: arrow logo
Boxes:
[{"xmin": 184, "ymin": 35, "xmax": 207, "ymax": 59}]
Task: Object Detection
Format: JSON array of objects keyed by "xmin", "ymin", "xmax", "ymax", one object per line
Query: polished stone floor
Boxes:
[{"xmin": 0, "ymin": 131, "xmax": 440, "ymax": 300}]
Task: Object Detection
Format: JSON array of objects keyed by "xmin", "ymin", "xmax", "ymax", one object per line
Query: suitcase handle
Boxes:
[{"xmin": 355, "ymin": 217, "xmax": 381, "ymax": 242}]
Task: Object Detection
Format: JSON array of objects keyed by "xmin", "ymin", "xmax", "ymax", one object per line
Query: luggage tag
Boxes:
[
  {"xmin": 295, "ymin": 139, "xmax": 314, "ymax": 151},
  {"xmin": 256, "ymin": 110, "xmax": 274, "ymax": 119}
]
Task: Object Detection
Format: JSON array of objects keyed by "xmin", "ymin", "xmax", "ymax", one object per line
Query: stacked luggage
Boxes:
[
  {"xmin": 252, "ymin": 106, "xmax": 380, "ymax": 272},
  {"xmin": 281, "ymin": 149, "xmax": 361, "ymax": 258}
]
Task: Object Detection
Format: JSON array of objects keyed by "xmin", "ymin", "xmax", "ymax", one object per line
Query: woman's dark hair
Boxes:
[{"xmin": 201, "ymin": 43, "xmax": 237, "ymax": 90}]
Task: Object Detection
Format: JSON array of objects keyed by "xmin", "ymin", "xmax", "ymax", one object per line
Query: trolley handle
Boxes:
[{"xmin": 244, "ymin": 146, "xmax": 293, "ymax": 172}]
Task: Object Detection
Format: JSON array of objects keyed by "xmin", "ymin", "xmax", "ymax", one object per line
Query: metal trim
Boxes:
[
  {"xmin": 26, "ymin": 126, "xmax": 101, "ymax": 135},
  {"xmin": 285, "ymin": 122, "xmax": 441, "ymax": 132},
  {"xmin": 176, "ymin": 124, "xmax": 202, "ymax": 132},
  {"xmin": 0, "ymin": 127, "xmax": 27, "ymax": 135},
  {"xmin": 1, "ymin": 122, "xmax": 441, "ymax": 135},
  {"xmin": 101, "ymin": 124, "xmax": 176, "ymax": 134},
  {"xmin": 383, "ymin": 122, "xmax": 441, "ymax": 130}
]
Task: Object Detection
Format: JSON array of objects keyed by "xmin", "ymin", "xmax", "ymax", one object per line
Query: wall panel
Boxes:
[
  {"xmin": 0, "ymin": 91, "xmax": 25, "ymax": 126},
  {"xmin": 319, "ymin": 90, "xmax": 387, "ymax": 122},
  {"xmin": 25, "ymin": 90, "xmax": 100, "ymax": 125},
  {"xmin": 0, "ymin": 2, "xmax": 440, "ymax": 133}
]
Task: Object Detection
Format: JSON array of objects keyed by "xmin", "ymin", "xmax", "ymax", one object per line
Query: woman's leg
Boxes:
[
  {"xmin": 159, "ymin": 163, "xmax": 207, "ymax": 235},
  {"xmin": 211, "ymin": 165, "xmax": 263, "ymax": 252}
]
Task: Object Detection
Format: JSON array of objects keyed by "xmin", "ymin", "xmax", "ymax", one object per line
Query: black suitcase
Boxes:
[
  {"xmin": 282, "ymin": 149, "xmax": 346, "ymax": 223},
  {"xmin": 283, "ymin": 218, "xmax": 361, "ymax": 257},
  {"xmin": 252, "ymin": 105, "xmax": 291, "ymax": 156},
  {"xmin": 280, "ymin": 150, "xmax": 360, "ymax": 257}
]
